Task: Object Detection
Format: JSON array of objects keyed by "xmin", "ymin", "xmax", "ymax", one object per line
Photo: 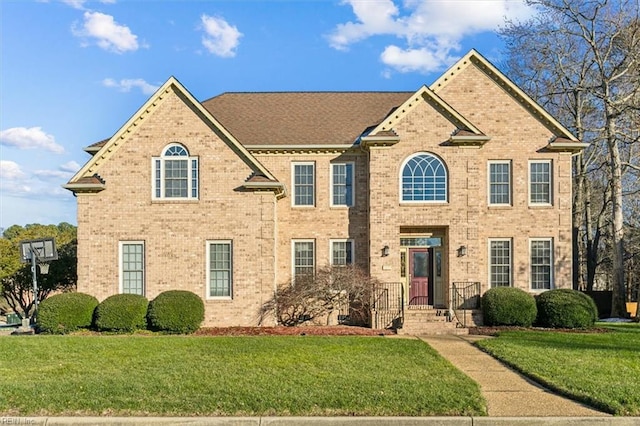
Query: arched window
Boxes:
[
  {"xmin": 152, "ymin": 143, "xmax": 198, "ymax": 199},
  {"xmin": 400, "ymin": 153, "xmax": 447, "ymax": 202}
]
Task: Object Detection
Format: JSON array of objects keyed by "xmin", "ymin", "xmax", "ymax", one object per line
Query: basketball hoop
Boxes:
[{"xmin": 39, "ymin": 263, "xmax": 50, "ymax": 274}]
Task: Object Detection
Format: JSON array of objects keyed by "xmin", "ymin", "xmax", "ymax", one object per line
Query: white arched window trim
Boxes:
[
  {"xmin": 399, "ymin": 152, "xmax": 448, "ymax": 203},
  {"xmin": 152, "ymin": 143, "xmax": 199, "ymax": 200}
]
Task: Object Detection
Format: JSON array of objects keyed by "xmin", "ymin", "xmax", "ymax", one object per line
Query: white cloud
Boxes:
[
  {"xmin": 200, "ymin": 14, "xmax": 242, "ymax": 57},
  {"xmin": 72, "ymin": 11, "xmax": 140, "ymax": 53},
  {"xmin": 61, "ymin": 0, "xmax": 116, "ymax": 9},
  {"xmin": 0, "ymin": 127, "xmax": 64, "ymax": 154},
  {"xmin": 103, "ymin": 78, "xmax": 159, "ymax": 95},
  {"xmin": 328, "ymin": 0, "xmax": 534, "ymax": 73},
  {"xmin": 0, "ymin": 161, "xmax": 26, "ymax": 180},
  {"xmin": 60, "ymin": 161, "xmax": 81, "ymax": 173},
  {"xmin": 34, "ymin": 169, "xmax": 73, "ymax": 180}
]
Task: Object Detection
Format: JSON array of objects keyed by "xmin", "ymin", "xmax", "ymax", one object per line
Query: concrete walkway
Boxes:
[{"xmin": 419, "ymin": 334, "xmax": 610, "ymax": 417}]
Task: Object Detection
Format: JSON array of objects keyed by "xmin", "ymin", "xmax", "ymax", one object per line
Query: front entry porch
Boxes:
[{"xmin": 371, "ymin": 281, "xmax": 481, "ymax": 334}]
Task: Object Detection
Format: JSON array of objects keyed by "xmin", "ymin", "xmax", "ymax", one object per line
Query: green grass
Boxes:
[
  {"xmin": 475, "ymin": 323, "xmax": 640, "ymax": 415},
  {"xmin": 0, "ymin": 335, "xmax": 486, "ymax": 416}
]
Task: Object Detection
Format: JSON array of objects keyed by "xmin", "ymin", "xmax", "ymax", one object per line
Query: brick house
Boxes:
[{"xmin": 65, "ymin": 50, "xmax": 587, "ymax": 332}]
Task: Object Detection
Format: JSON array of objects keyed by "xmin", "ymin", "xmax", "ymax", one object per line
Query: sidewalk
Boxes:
[{"xmin": 418, "ymin": 334, "xmax": 609, "ymax": 417}]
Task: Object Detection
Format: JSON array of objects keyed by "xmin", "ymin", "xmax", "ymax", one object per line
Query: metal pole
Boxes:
[{"xmin": 30, "ymin": 244, "xmax": 38, "ymax": 323}]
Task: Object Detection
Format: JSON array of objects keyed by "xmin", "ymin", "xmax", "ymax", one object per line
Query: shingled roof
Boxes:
[{"xmin": 201, "ymin": 92, "xmax": 412, "ymax": 146}]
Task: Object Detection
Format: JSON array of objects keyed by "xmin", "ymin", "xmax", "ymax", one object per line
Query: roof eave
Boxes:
[
  {"xmin": 546, "ymin": 141, "xmax": 590, "ymax": 153},
  {"xmin": 360, "ymin": 135, "xmax": 400, "ymax": 149},
  {"xmin": 242, "ymin": 182, "xmax": 287, "ymax": 199},
  {"xmin": 448, "ymin": 135, "xmax": 491, "ymax": 147},
  {"xmin": 62, "ymin": 183, "xmax": 106, "ymax": 194}
]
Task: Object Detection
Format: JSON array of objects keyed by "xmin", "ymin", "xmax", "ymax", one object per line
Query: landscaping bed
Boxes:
[{"xmin": 194, "ymin": 325, "xmax": 396, "ymax": 336}]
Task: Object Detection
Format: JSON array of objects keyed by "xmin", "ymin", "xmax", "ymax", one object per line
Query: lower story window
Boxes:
[
  {"xmin": 207, "ymin": 241, "xmax": 232, "ymax": 298},
  {"xmin": 531, "ymin": 239, "xmax": 553, "ymax": 290},
  {"xmin": 293, "ymin": 240, "xmax": 315, "ymax": 278},
  {"xmin": 330, "ymin": 239, "xmax": 353, "ymax": 266},
  {"xmin": 489, "ymin": 239, "xmax": 511, "ymax": 287},
  {"xmin": 120, "ymin": 242, "xmax": 144, "ymax": 295}
]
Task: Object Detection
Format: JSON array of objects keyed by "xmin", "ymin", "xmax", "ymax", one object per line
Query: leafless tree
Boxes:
[{"xmin": 500, "ymin": 0, "xmax": 640, "ymax": 316}]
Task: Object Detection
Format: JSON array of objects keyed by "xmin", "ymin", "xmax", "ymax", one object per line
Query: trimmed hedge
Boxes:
[
  {"xmin": 147, "ymin": 290, "xmax": 204, "ymax": 334},
  {"xmin": 94, "ymin": 294, "xmax": 149, "ymax": 332},
  {"xmin": 536, "ymin": 289, "xmax": 598, "ymax": 329},
  {"xmin": 37, "ymin": 292, "xmax": 98, "ymax": 334},
  {"xmin": 482, "ymin": 287, "xmax": 537, "ymax": 327}
]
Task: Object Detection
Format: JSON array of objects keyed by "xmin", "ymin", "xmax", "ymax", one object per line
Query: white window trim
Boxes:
[
  {"xmin": 330, "ymin": 162, "xmax": 355, "ymax": 207},
  {"xmin": 329, "ymin": 238, "xmax": 354, "ymax": 266},
  {"xmin": 151, "ymin": 143, "xmax": 199, "ymax": 201},
  {"xmin": 488, "ymin": 160, "xmax": 512, "ymax": 206},
  {"xmin": 291, "ymin": 162, "xmax": 315, "ymax": 208},
  {"xmin": 529, "ymin": 238, "xmax": 554, "ymax": 292},
  {"xmin": 292, "ymin": 239, "xmax": 315, "ymax": 279},
  {"xmin": 528, "ymin": 160, "xmax": 553, "ymax": 206},
  {"xmin": 399, "ymin": 152, "xmax": 448, "ymax": 204},
  {"xmin": 206, "ymin": 240, "xmax": 233, "ymax": 300},
  {"xmin": 119, "ymin": 241, "xmax": 145, "ymax": 296},
  {"xmin": 488, "ymin": 238, "xmax": 512, "ymax": 288}
]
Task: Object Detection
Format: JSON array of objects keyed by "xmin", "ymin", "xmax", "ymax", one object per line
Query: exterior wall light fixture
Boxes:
[
  {"xmin": 382, "ymin": 245, "xmax": 390, "ymax": 257},
  {"xmin": 457, "ymin": 245, "xmax": 467, "ymax": 257}
]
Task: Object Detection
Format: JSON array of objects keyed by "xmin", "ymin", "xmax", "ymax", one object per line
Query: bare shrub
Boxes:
[{"xmin": 259, "ymin": 265, "xmax": 379, "ymax": 327}]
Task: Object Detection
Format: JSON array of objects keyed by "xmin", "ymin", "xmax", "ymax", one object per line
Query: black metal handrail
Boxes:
[
  {"xmin": 449, "ymin": 282, "xmax": 481, "ymax": 327},
  {"xmin": 372, "ymin": 282, "xmax": 404, "ymax": 329}
]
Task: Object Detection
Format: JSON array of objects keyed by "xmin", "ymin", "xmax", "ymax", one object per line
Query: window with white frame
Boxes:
[
  {"xmin": 400, "ymin": 153, "xmax": 447, "ymax": 202},
  {"xmin": 120, "ymin": 242, "xmax": 145, "ymax": 295},
  {"xmin": 489, "ymin": 161, "xmax": 511, "ymax": 205},
  {"xmin": 529, "ymin": 160, "xmax": 552, "ymax": 205},
  {"xmin": 292, "ymin": 162, "xmax": 315, "ymax": 206},
  {"xmin": 531, "ymin": 239, "xmax": 553, "ymax": 290},
  {"xmin": 489, "ymin": 239, "xmax": 511, "ymax": 287},
  {"xmin": 292, "ymin": 240, "xmax": 315, "ymax": 277},
  {"xmin": 152, "ymin": 143, "xmax": 198, "ymax": 199},
  {"xmin": 207, "ymin": 241, "xmax": 232, "ymax": 298},
  {"xmin": 330, "ymin": 239, "xmax": 353, "ymax": 266},
  {"xmin": 331, "ymin": 162, "xmax": 354, "ymax": 207}
]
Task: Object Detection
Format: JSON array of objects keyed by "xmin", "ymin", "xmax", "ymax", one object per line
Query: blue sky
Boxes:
[{"xmin": 0, "ymin": 0, "xmax": 534, "ymax": 230}]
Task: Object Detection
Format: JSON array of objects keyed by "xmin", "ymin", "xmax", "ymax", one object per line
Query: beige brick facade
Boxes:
[{"xmin": 67, "ymin": 50, "xmax": 584, "ymax": 328}]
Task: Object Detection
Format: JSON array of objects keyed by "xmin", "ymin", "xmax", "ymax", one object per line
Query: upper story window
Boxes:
[
  {"xmin": 331, "ymin": 162, "xmax": 354, "ymax": 207},
  {"xmin": 529, "ymin": 160, "xmax": 552, "ymax": 205},
  {"xmin": 292, "ymin": 162, "xmax": 315, "ymax": 207},
  {"xmin": 400, "ymin": 153, "xmax": 447, "ymax": 202},
  {"xmin": 488, "ymin": 161, "xmax": 511, "ymax": 206},
  {"xmin": 153, "ymin": 143, "xmax": 198, "ymax": 200}
]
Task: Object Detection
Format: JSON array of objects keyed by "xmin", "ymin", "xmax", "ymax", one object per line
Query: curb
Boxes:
[{"xmin": 5, "ymin": 417, "xmax": 640, "ymax": 426}]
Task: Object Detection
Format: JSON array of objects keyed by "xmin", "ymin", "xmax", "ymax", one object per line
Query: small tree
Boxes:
[{"xmin": 259, "ymin": 264, "xmax": 378, "ymax": 326}]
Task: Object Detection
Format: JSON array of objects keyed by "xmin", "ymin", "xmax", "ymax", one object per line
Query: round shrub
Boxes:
[
  {"xmin": 536, "ymin": 289, "xmax": 598, "ymax": 329},
  {"xmin": 482, "ymin": 287, "xmax": 537, "ymax": 327},
  {"xmin": 37, "ymin": 292, "xmax": 98, "ymax": 334},
  {"xmin": 147, "ymin": 290, "xmax": 204, "ymax": 334},
  {"xmin": 94, "ymin": 294, "xmax": 149, "ymax": 332}
]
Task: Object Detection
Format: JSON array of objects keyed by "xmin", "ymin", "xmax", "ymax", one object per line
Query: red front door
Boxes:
[{"xmin": 409, "ymin": 248, "xmax": 431, "ymax": 305}]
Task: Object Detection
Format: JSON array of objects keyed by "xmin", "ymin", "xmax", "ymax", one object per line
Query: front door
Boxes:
[{"xmin": 409, "ymin": 248, "xmax": 432, "ymax": 305}]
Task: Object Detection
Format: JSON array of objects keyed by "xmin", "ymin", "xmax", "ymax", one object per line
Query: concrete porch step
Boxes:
[{"xmin": 399, "ymin": 308, "xmax": 469, "ymax": 335}]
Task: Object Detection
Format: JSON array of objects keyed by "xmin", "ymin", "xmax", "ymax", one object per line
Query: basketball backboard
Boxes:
[{"xmin": 20, "ymin": 238, "xmax": 59, "ymax": 263}]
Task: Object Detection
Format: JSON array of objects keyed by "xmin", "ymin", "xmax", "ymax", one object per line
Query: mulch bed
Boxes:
[
  {"xmin": 468, "ymin": 326, "xmax": 612, "ymax": 336},
  {"xmin": 194, "ymin": 325, "xmax": 396, "ymax": 336}
]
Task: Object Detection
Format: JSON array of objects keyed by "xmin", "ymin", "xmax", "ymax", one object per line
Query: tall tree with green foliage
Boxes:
[
  {"xmin": 0, "ymin": 223, "xmax": 77, "ymax": 319},
  {"xmin": 500, "ymin": 0, "xmax": 640, "ymax": 317}
]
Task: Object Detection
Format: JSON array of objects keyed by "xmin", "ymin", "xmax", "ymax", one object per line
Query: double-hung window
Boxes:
[
  {"xmin": 529, "ymin": 160, "xmax": 552, "ymax": 205},
  {"xmin": 292, "ymin": 162, "xmax": 315, "ymax": 206},
  {"xmin": 207, "ymin": 241, "xmax": 232, "ymax": 298},
  {"xmin": 120, "ymin": 241, "xmax": 145, "ymax": 295},
  {"xmin": 488, "ymin": 161, "xmax": 511, "ymax": 205},
  {"xmin": 531, "ymin": 238, "xmax": 553, "ymax": 290},
  {"xmin": 153, "ymin": 143, "xmax": 198, "ymax": 200},
  {"xmin": 331, "ymin": 162, "xmax": 354, "ymax": 207},
  {"xmin": 489, "ymin": 239, "xmax": 511, "ymax": 287},
  {"xmin": 292, "ymin": 240, "xmax": 315, "ymax": 278},
  {"xmin": 330, "ymin": 239, "xmax": 353, "ymax": 266}
]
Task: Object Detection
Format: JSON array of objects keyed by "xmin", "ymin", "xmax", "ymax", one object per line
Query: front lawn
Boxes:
[
  {"xmin": 475, "ymin": 323, "xmax": 640, "ymax": 415},
  {"xmin": 0, "ymin": 335, "xmax": 485, "ymax": 416}
]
